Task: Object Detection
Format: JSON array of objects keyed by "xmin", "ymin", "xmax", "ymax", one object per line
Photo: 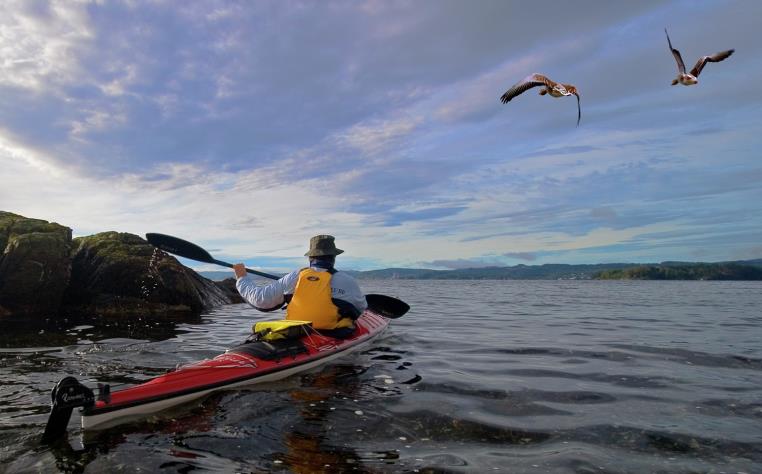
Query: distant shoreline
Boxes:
[{"xmin": 200, "ymin": 258, "xmax": 762, "ymax": 281}]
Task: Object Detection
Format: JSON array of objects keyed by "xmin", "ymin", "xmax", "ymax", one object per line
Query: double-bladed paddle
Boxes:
[{"xmin": 145, "ymin": 233, "xmax": 409, "ymax": 318}]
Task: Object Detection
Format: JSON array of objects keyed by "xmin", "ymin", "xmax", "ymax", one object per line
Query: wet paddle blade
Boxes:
[
  {"xmin": 366, "ymin": 294, "xmax": 410, "ymax": 319},
  {"xmin": 147, "ymin": 233, "xmax": 282, "ymax": 279},
  {"xmin": 145, "ymin": 233, "xmax": 216, "ymax": 263}
]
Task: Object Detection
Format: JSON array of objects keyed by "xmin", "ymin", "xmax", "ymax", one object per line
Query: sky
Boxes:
[{"xmin": 1, "ymin": 0, "xmax": 761, "ymax": 272}]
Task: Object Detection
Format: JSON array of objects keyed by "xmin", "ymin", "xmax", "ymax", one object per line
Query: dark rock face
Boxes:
[
  {"xmin": 216, "ymin": 278, "xmax": 245, "ymax": 304},
  {"xmin": 62, "ymin": 232, "xmax": 240, "ymax": 315},
  {"xmin": 0, "ymin": 212, "xmax": 72, "ymax": 317},
  {"xmin": 0, "ymin": 212, "xmax": 244, "ymax": 320}
]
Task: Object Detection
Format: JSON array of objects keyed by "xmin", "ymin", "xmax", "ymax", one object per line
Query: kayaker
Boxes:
[{"xmin": 233, "ymin": 235, "xmax": 367, "ymax": 337}]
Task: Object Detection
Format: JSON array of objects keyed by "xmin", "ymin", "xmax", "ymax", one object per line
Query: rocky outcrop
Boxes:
[
  {"xmin": 0, "ymin": 211, "xmax": 72, "ymax": 317},
  {"xmin": 0, "ymin": 212, "xmax": 243, "ymax": 319},
  {"xmin": 215, "ymin": 277, "xmax": 245, "ymax": 304},
  {"xmin": 62, "ymin": 232, "xmax": 242, "ymax": 315}
]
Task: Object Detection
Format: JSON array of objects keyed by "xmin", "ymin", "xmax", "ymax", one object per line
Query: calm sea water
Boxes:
[{"xmin": 1, "ymin": 280, "xmax": 760, "ymax": 473}]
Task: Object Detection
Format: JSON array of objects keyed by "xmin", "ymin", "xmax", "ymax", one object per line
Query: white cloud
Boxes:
[
  {"xmin": 69, "ymin": 107, "xmax": 128, "ymax": 139},
  {"xmin": 0, "ymin": 131, "xmax": 67, "ymax": 178},
  {"xmin": 1, "ymin": 1, "xmax": 761, "ymax": 269},
  {"xmin": 99, "ymin": 63, "xmax": 138, "ymax": 97},
  {"xmin": 338, "ymin": 115, "xmax": 423, "ymax": 156},
  {"xmin": 0, "ymin": 1, "xmax": 93, "ymax": 92}
]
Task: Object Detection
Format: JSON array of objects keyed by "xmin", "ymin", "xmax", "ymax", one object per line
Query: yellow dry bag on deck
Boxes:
[{"xmin": 252, "ymin": 320, "xmax": 312, "ymax": 342}]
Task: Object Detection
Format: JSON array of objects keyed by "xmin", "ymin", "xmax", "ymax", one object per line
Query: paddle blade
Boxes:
[
  {"xmin": 366, "ymin": 294, "xmax": 410, "ymax": 319},
  {"xmin": 145, "ymin": 233, "xmax": 215, "ymax": 264}
]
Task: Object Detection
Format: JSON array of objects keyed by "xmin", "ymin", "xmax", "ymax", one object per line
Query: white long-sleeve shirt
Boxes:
[{"xmin": 235, "ymin": 265, "xmax": 367, "ymax": 314}]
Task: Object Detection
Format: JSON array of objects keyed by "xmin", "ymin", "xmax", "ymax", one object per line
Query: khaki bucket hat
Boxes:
[{"xmin": 304, "ymin": 235, "xmax": 344, "ymax": 257}]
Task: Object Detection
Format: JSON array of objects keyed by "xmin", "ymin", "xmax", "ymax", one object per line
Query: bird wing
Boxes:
[
  {"xmin": 500, "ymin": 73, "xmax": 553, "ymax": 103},
  {"xmin": 689, "ymin": 49, "xmax": 734, "ymax": 77},
  {"xmin": 665, "ymin": 29, "xmax": 686, "ymax": 74},
  {"xmin": 564, "ymin": 84, "xmax": 582, "ymax": 127},
  {"xmin": 575, "ymin": 92, "xmax": 581, "ymax": 127}
]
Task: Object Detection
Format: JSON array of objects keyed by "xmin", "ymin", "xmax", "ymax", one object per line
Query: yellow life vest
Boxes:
[{"xmin": 286, "ymin": 268, "xmax": 353, "ymax": 330}]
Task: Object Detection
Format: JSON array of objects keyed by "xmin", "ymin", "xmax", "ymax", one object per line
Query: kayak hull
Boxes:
[{"xmin": 80, "ymin": 311, "xmax": 389, "ymax": 430}]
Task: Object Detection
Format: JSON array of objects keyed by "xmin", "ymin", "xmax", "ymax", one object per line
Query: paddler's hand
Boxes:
[{"xmin": 233, "ymin": 263, "xmax": 247, "ymax": 279}]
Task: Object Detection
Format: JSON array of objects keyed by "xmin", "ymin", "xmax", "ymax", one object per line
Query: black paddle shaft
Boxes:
[{"xmin": 145, "ymin": 233, "xmax": 409, "ymax": 318}]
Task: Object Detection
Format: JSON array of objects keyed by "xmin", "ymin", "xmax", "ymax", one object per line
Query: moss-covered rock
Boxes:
[
  {"xmin": 0, "ymin": 211, "xmax": 73, "ymax": 317},
  {"xmin": 1, "ymin": 212, "xmax": 243, "ymax": 319},
  {"xmin": 62, "ymin": 231, "xmax": 240, "ymax": 315}
]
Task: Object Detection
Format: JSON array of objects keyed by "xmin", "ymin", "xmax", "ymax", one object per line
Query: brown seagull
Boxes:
[
  {"xmin": 500, "ymin": 73, "xmax": 581, "ymax": 126},
  {"xmin": 665, "ymin": 28, "xmax": 734, "ymax": 86}
]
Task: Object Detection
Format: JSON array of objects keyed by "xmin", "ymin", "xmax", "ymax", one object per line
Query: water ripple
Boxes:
[{"xmin": 1, "ymin": 281, "xmax": 761, "ymax": 472}]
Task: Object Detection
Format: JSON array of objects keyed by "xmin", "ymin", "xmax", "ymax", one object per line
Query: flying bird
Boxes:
[
  {"xmin": 500, "ymin": 73, "xmax": 581, "ymax": 126},
  {"xmin": 665, "ymin": 28, "xmax": 734, "ymax": 86}
]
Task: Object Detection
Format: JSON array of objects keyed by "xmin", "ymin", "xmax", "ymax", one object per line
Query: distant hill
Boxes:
[
  {"xmin": 595, "ymin": 262, "xmax": 762, "ymax": 280},
  {"xmin": 353, "ymin": 259, "xmax": 762, "ymax": 280},
  {"xmin": 199, "ymin": 271, "xmax": 235, "ymax": 281},
  {"xmin": 345, "ymin": 263, "xmax": 637, "ymax": 280},
  {"xmin": 200, "ymin": 258, "xmax": 762, "ymax": 281}
]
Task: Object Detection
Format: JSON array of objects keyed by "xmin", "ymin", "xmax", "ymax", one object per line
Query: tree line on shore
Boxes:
[{"xmin": 593, "ymin": 263, "xmax": 762, "ymax": 280}]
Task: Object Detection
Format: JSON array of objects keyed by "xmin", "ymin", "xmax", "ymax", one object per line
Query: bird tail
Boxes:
[{"xmin": 671, "ymin": 79, "xmax": 678, "ymax": 86}]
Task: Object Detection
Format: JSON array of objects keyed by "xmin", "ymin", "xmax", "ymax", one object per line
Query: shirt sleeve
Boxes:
[{"xmin": 236, "ymin": 271, "xmax": 298, "ymax": 311}]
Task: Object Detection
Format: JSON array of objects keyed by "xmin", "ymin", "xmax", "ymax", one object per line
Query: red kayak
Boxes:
[{"xmin": 42, "ymin": 308, "xmax": 397, "ymax": 442}]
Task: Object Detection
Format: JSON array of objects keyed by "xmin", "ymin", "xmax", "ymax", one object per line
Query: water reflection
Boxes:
[
  {"xmin": 2, "ymin": 281, "xmax": 762, "ymax": 472},
  {"xmin": 0, "ymin": 312, "xmax": 203, "ymax": 349},
  {"xmin": 280, "ymin": 365, "xmax": 368, "ymax": 473},
  {"xmin": 32, "ymin": 356, "xmax": 419, "ymax": 472},
  {"xmin": 36, "ymin": 396, "xmax": 220, "ymax": 473}
]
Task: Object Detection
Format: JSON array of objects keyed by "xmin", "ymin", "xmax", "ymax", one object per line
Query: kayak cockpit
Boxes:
[{"xmin": 227, "ymin": 339, "xmax": 309, "ymax": 361}]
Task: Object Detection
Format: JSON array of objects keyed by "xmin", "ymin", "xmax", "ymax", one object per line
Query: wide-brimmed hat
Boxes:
[{"xmin": 304, "ymin": 235, "xmax": 344, "ymax": 257}]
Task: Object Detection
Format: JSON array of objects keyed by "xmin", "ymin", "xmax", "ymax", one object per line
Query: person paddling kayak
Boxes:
[
  {"xmin": 233, "ymin": 235, "xmax": 367, "ymax": 338},
  {"xmin": 41, "ymin": 234, "xmax": 407, "ymax": 444}
]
